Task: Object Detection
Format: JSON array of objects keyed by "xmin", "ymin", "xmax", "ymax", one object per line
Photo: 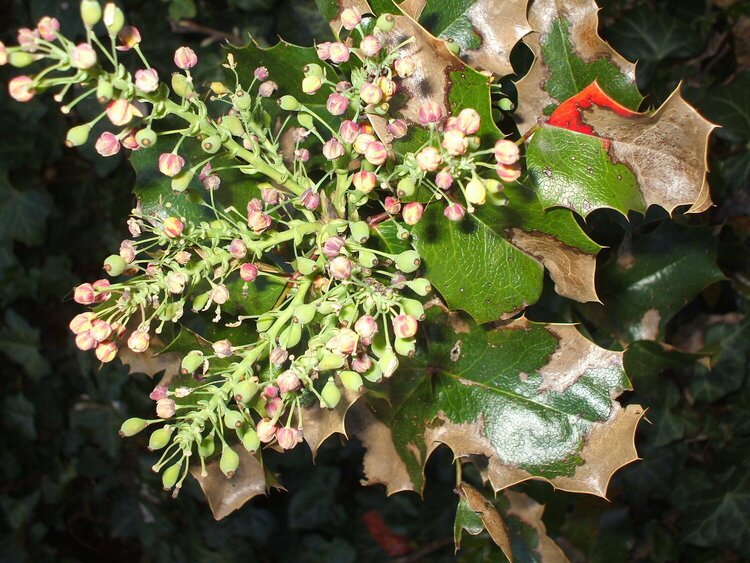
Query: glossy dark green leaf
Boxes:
[
  {"xmin": 690, "ymin": 319, "xmax": 750, "ymax": 403},
  {"xmin": 0, "ymin": 309, "xmax": 51, "ymax": 381},
  {"xmin": 0, "ymin": 170, "xmax": 50, "ymax": 246}
]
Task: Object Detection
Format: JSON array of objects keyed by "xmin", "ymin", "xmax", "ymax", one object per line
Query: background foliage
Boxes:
[{"xmin": 1, "ymin": 0, "xmax": 749, "ymax": 560}]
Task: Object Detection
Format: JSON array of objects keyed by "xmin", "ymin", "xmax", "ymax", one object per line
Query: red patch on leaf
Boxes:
[
  {"xmin": 363, "ymin": 510, "xmax": 412, "ymax": 556},
  {"xmin": 548, "ymin": 81, "xmax": 638, "ymax": 136}
]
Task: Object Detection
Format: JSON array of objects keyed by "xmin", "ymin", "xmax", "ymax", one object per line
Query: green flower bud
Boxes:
[
  {"xmin": 171, "ymin": 169, "xmax": 194, "ymax": 193},
  {"xmin": 198, "ymin": 436, "xmax": 215, "ymax": 458},
  {"xmin": 318, "ymin": 352, "xmax": 345, "ymax": 371},
  {"xmin": 279, "ymin": 95, "xmax": 301, "ymax": 111},
  {"xmin": 394, "ymin": 250, "xmax": 421, "ymax": 273},
  {"xmin": 339, "ymin": 303, "xmax": 358, "ymax": 326},
  {"xmin": 378, "ymin": 348, "xmax": 399, "ymax": 378},
  {"xmin": 148, "ymin": 426, "xmax": 172, "ymax": 451},
  {"xmin": 161, "ymin": 461, "xmax": 181, "ymax": 489},
  {"xmin": 358, "ymin": 250, "xmax": 377, "ymax": 268},
  {"xmin": 96, "ymin": 79, "xmax": 114, "ymax": 103},
  {"xmin": 317, "ymin": 300, "xmax": 336, "ymax": 315},
  {"xmin": 279, "ymin": 323, "xmax": 302, "ymax": 349},
  {"xmin": 394, "ymin": 337, "xmax": 416, "ymax": 357},
  {"xmin": 9, "ymin": 52, "xmax": 34, "ymax": 68},
  {"xmin": 119, "ymin": 417, "xmax": 149, "ymax": 437},
  {"xmin": 103, "ymin": 254, "xmax": 127, "ymax": 276},
  {"xmin": 224, "ymin": 409, "xmax": 244, "ymax": 430},
  {"xmin": 234, "ymin": 379, "xmax": 259, "ymax": 404},
  {"xmin": 135, "ymin": 128, "xmax": 157, "ymax": 147},
  {"xmin": 242, "ymin": 428, "xmax": 260, "ymax": 452},
  {"xmin": 220, "ymin": 115, "xmax": 244, "ymax": 137},
  {"xmin": 376, "ymin": 13, "xmax": 395, "ymax": 31},
  {"xmin": 397, "ymin": 178, "xmax": 416, "ymax": 198},
  {"xmin": 104, "ymin": 4, "xmax": 125, "ymax": 35},
  {"xmin": 233, "ymin": 90, "xmax": 252, "ymax": 110},
  {"xmin": 202, "ymin": 135, "xmax": 222, "ymax": 154},
  {"xmin": 296, "ymin": 257, "xmax": 318, "ymax": 275},
  {"xmin": 220, "ymin": 445, "xmax": 240, "ymax": 478},
  {"xmin": 293, "ymin": 303, "xmax": 316, "ymax": 325},
  {"xmin": 320, "ymin": 377, "xmax": 341, "ymax": 408},
  {"xmin": 65, "ymin": 123, "xmax": 92, "ymax": 148},
  {"xmin": 498, "ymin": 98, "xmax": 514, "ymax": 111},
  {"xmin": 256, "ymin": 313, "xmax": 275, "ymax": 333},
  {"xmin": 445, "ymin": 38, "xmax": 460, "ymax": 56},
  {"xmin": 171, "ymin": 73, "xmax": 192, "ymax": 98},
  {"xmin": 349, "ymin": 221, "xmax": 370, "ymax": 243},
  {"xmin": 181, "ymin": 350, "xmax": 204, "ymax": 374},
  {"xmin": 406, "ymin": 278, "xmax": 432, "ymax": 296},
  {"xmin": 304, "ymin": 63, "xmax": 324, "ymax": 77},
  {"xmin": 401, "ymin": 298, "xmax": 425, "ymax": 320},
  {"xmin": 363, "ymin": 361, "xmax": 383, "ymax": 382},
  {"xmin": 80, "ymin": 0, "xmax": 102, "ymax": 29},
  {"xmin": 297, "ymin": 113, "xmax": 315, "ymax": 130},
  {"xmin": 339, "ymin": 370, "xmax": 363, "ymax": 392},
  {"xmin": 192, "ymin": 292, "xmax": 210, "ymax": 312}
]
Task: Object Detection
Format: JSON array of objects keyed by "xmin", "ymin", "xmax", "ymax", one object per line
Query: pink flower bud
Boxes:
[
  {"xmin": 150, "ymin": 385, "xmax": 168, "ymax": 401},
  {"xmin": 203, "ymin": 174, "xmax": 220, "ymax": 190},
  {"xmin": 254, "ymin": 66, "xmax": 269, "ymax": 80},
  {"xmin": 365, "ymin": 141, "xmax": 388, "ymax": 166},
  {"xmin": 416, "ymin": 146, "xmax": 442, "ymax": 172},
  {"xmin": 116, "ymin": 26, "xmax": 141, "ymax": 50},
  {"xmin": 323, "ymin": 235, "xmax": 347, "ymax": 257},
  {"xmin": 90, "ymin": 319, "xmax": 113, "ymax": 342},
  {"xmin": 156, "ymin": 397, "xmax": 176, "ymax": 418},
  {"xmin": 393, "ymin": 314, "xmax": 418, "ymax": 339},
  {"xmin": 329, "ymin": 42, "xmax": 350, "ymax": 64},
  {"xmin": 263, "ymin": 385, "xmax": 279, "ymax": 399},
  {"xmin": 247, "ymin": 211, "xmax": 272, "ymax": 234},
  {"xmin": 295, "ymin": 148, "xmax": 310, "ymax": 162},
  {"xmin": 119, "ymin": 240, "xmax": 136, "ymax": 263},
  {"xmin": 71, "ymin": 43, "xmax": 97, "ymax": 69},
  {"xmin": 163, "ymin": 217, "xmax": 184, "ymax": 238},
  {"xmin": 121, "ymin": 128, "xmax": 139, "ymax": 150},
  {"xmin": 9, "ymin": 76, "xmax": 34, "ymax": 102},
  {"xmin": 247, "ymin": 198, "xmax": 263, "ymax": 213},
  {"xmin": 394, "ymin": 56, "xmax": 416, "ymax": 77},
  {"xmin": 92, "ymin": 279, "xmax": 111, "ymax": 302},
  {"xmin": 384, "ymin": 196, "xmax": 401, "ymax": 215},
  {"xmin": 270, "ymin": 348, "xmax": 289, "ymax": 365},
  {"xmin": 456, "ymin": 108, "xmax": 481, "ymax": 135},
  {"xmin": 258, "ymin": 81, "xmax": 278, "ymax": 97},
  {"xmin": 277, "ymin": 370, "xmax": 301, "ymax": 393},
  {"xmin": 74, "ymin": 283, "xmax": 95, "ymax": 304},
  {"xmin": 360, "ymin": 35, "xmax": 381, "ymax": 57},
  {"xmin": 128, "ymin": 330, "xmax": 150, "ymax": 353},
  {"xmin": 276, "ymin": 427, "xmax": 303, "ymax": 450},
  {"xmin": 174, "ymin": 251, "xmax": 191, "ymax": 265},
  {"xmin": 95, "ymin": 132, "xmax": 121, "ymax": 157},
  {"xmin": 336, "ymin": 328, "xmax": 359, "ymax": 355},
  {"xmin": 418, "ymin": 101, "xmax": 443, "ymax": 125},
  {"xmin": 444, "ymin": 202, "xmax": 466, "ymax": 221},
  {"xmin": 402, "ymin": 202, "xmax": 424, "ymax": 225},
  {"xmin": 0, "ymin": 42, "xmax": 8, "ymax": 66},
  {"xmin": 316, "ymin": 41, "xmax": 332, "ymax": 60},
  {"xmin": 210, "ymin": 284, "xmax": 230, "ymax": 305},
  {"xmin": 301, "ymin": 189, "xmax": 320, "ymax": 210},
  {"xmin": 354, "ymin": 315, "xmax": 378, "ymax": 340},
  {"xmin": 158, "ymin": 153, "xmax": 185, "ymax": 177},
  {"xmin": 359, "ymin": 82, "xmax": 382, "ymax": 105},
  {"xmin": 17, "ymin": 28, "xmax": 39, "ymax": 52},
  {"xmin": 135, "ymin": 68, "xmax": 159, "ymax": 93},
  {"xmin": 302, "ymin": 75, "xmax": 322, "ymax": 95},
  {"xmin": 340, "ymin": 7, "xmax": 361, "ymax": 30},
  {"xmin": 292, "ymin": 127, "xmax": 310, "ymax": 143},
  {"xmin": 326, "ymin": 93, "xmax": 349, "ymax": 115},
  {"xmin": 166, "ymin": 272, "xmax": 187, "ymax": 294},
  {"xmin": 435, "ymin": 168, "xmax": 454, "ymax": 189},
  {"xmin": 444, "ymin": 116, "xmax": 460, "ymax": 132},
  {"xmin": 127, "ymin": 217, "xmax": 142, "ymax": 237},
  {"xmin": 95, "ymin": 340, "xmax": 118, "ymax": 363},
  {"xmin": 36, "ymin": 16, "xmax": 60, "ymax": 41},
  {"xmin": 322, "ymin": 137, "xmax": 345, "ymax": 160},
  {"xmin": 76, "ymin": 331, "xmax": 100, "ymax": 351},
  {"xmin": 353, "ymin": 133, "xmax": 375, "ymax": 155},
  {"xmin": 257, "ymin": 418, "xmax": 278, "ymax": 443},
  {"xmin": 336, "ymin": 80, "xmax": 352, "ymax": 93},
  {"xmin": 329, "ymin": 255, "xmax": 353, "ymax": 280},
  {"xmin": 174, "ymin": 46, "xmax": 197, "ymax": 70},
  {"xmin": 387, "ymin": 119, "xmax": 408, "ymax": 139},
  {"xmin": 496, "ymin": 162, "xmax": 521, "ymax": 182},
  {"xmin": 494, "ymin": 139, "xmax": 520, "ymax": 165},
  {"xmin": 237, "ymin": 264, "xmax": 258, "ymax": 285},
  {"xmin": 70, "ymin": 312, "xmax": 96, "ymax": 335},
  {"xmin": 260, "ymin": 186, "xmax": 279, "ymax": 204},
  {"xmin": 106, "ymin": 99, "xmax": 142, "ymax": 126},
  {"xmin": 442, "ymin": 129, "xmax": 468, "ymax": 156},
  {"xmin": 352, "ymin": 170, "xmax": 377, "ymax": 193},
  {"xmin": 212, "ymin": 339, "xmax": 233, "ymax": 358},
  {"xmin": 351, "ymin": 354, "xmax": 372, "ymax": 373},
  {"xmin": 229, "ymin": 239, "xmax": 247, "ymax": 259}
]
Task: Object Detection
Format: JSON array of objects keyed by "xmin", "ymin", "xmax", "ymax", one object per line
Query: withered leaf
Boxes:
[
  {"xmin": 302, "ymin": 386, "xmax": 363, "ymax": 458},
  {"xmin": 456, "ymin": 483, "xmax": 513, "ymax": 559},
  {"xmin": 503, "ymin": 490, "xmax": 570, "ymax": 562}
]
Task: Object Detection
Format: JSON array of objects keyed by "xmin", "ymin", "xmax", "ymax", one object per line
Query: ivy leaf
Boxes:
[
  {"xmin": 412, "ymin": 0, "xmax": 531, "ymax": 77},
  {"xmin": 577, "ymin": 222, "xmax": 724, "ymax": 343},
  {"xmin": 414, "ymin": 184, "xmax": 602, "ymax": 323},
  {"xmin": 515, "ymin": 0, "xmax": 642, "ymax": 128},
  {"xmin": 359, "ymin": 308, "xmax": 643, "ymax": 497},
  {"xmin": 526, "ymin": 82, "xmax": 716, "ymax": 216},
  {"xmin": 454, "ymin": 483, "xmax": 513, "ymax": 558}
]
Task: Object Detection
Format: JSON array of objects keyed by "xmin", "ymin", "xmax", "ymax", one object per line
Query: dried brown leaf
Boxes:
[
  {"xmin": 504, "ymin": 490, "xmax": 570, "ymax": 562},
  {"xmin": 302, "ymin": 387, "xmax": 363, "ymax": 458},
  {"xmin": 118, "ymin": 345, "xmax": 181, "ymax": 383},
  {"xmin": 459, "ymin": 483, "xmax": 513, "ymax": 560}
]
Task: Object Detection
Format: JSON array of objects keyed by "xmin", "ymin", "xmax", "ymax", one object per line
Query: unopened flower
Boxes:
[
  {"xmin": 92, "ymin": 279, "xmax": 111, "ymax": 302},
  {"xmin": 247, "ymin": 198, "xmax": 263, "ymax": 213},
  {"xmin": 149, "ymin": 385, "xmax": 168, "ymax": 401},
  {"xmin": 174, "ymin": 46, "xmax": 197, "ymax": 69},
  {"xmin": 456, "ymin": 108, "xmax": 481, "ymax": 135},
  {"xmin": 254, "ymin": 66, "xmax": 269, "ymax": 80},
  {"xmin": 353, "ymin": 133, "xmax": 375, "ymax": 155},
  {"xmin": 329, "ymin": 255, "xmax": 353, "ymax": 280},
  {"xmin": 323, "ymin": 137, "xmax": 345, "ymax": 160},
  {"xmin": 442, "ymin": 129, "xmax": 468, "ymax": 156},
  {"xmin": 329, "ymin": 42, "xmax": 350, "ymax": 64},
  {"xmin": 292, "ymin": 127, "xmax": 309, "ymax": 143},
  {"xmin": 354, "ymin": 315, "xmax": 378, "ymax": 340},
  {"xmin": 119, "ymin": 240, "xmax": 136, "ymax": 263},
  {"xmin": 295, "ymin": 148, "xmax": 310, "ymax": 162},
  {"xmin": 359, "ymin": 82, "xmax": 382, "ymax": 105},
  {"xmin": 116, "ymin": 26, "xmax": 141, "ymax": 50},
  {"xmin": 384, "ymin": 196, "xmax": 401, "ymax": 215},
  {"xmin": 17, "ymin": 28, "xmax": 39, "ymax": 52},
  {"xmin": 212, "ymin": 339, "xmax": 233, "ymax": 358},
  {"xmin": 465, "ymin": 178, "xmax": 487, "ymax": 205},
  {"xmin": 340, "ymin": 7, "xmax": 361, "ymax": 30},
  {"xmin": 256, "ymin": 418, "xmax": 277, "ymax": 443},
  {"xmin": 135, "ymin": 68, "xmax": 159, "ymax": 92},
  {"xmin": 352, "ymin": 170, "xmax": 377, "ymax": 193},
  {"xmin": 174, "ymin": 250, "xmax": 191, "ymax": 264},
  {"xmin": 95, "ymin": 132, "xmax": 121, "ymax": 157},
  {"xmin": 302, "ymin": 75, "xmax": 322, "ymax": 95},
  {"xmin": 90, "ymin": 319, "xmax": 113, "ymax": 342},
  {"xmin": 339, "ymin": 120, "xmax": 360, "ymax": 144},
  {"xmin": 210, "ymin": 284, "xmax": 230, "ymax": 305},
  {"xmin": 444, "ymin": 202, "xmax": 466, "ymax": 221},
  {"xmin": 74, "ymin": 283, "xmax": 95, "ymax": 305},
  {"xmin": 166, "ymin": 272, "xmax": 187, "ymax": 293},
  {"xmin": 69, "ymin": 312, "xmax": 96, "ymax": 335},
  {"xmin": 8, "ymin": 76, "xmax": 34, "ymax": 102},
  {"xmin": 270, "ymin": 348, "xmax": 289, "ymax": 365},
  {"xmin": 121, "ymin": 128, "xmax": 139, "ymax": 150},
  {"xmin": 128, "ymin": 330, "xmax": 150, "ymax": 353},
  {"xmin": 0, "ymin": 42, "xmax": 7, "ymax": 66},
  {"xmin": 365, "ymin": 141, "xmax": 388, "ymax": 165},
  {"xmin": 360, "ymin": 35, "xmax": 381, "ymax": 57},
  {"xmin": 393, "ymin": 314, "xmax": 418, "ymax": 339},
  {"xmin": 329, "ymin": 328, "xmax": 359, "ymax": 355},
  {"xmin": 106, "ymin": 99, "xmax": 142, "ymax": 126},
  {"xmin": 416, "ymin": 146, "xmax": 442, "ymax": 171},
  {"xmin": 394, "ymin": 56, "xmax": 416, "ymax": 77},
  {"xmin": 435, "ymin": 168, "xmax": 454, "ymax": 189},
  {"xmin": 337, "ymin": 80, "xmax": 352, "ymax": 93},
  {"xmin": 301, "ymin": 189, "xmax": 320, "ymax": 210},
  {"xmin": 326, "ymin": 93, "xmax": 349, "ymax": 115},
  {"xmin": 229, "ymin": 238, "xmax": 247, "ymax": 259},
  {"xmin": 240, "ymin": 263, "xmax": 259, "ymax": 282},
  {"xmin": 203, "ymin": 175, "xmax": 220, "ymax": 190},
  {"xmin": 323, "ymin": 235, "xmax": 346, "ymax": 258},
  {"xmin": 351, "ymin": 354, "xmax": 372, "ymax": 373},
  {"xmin": 163, "ymin": 217, "xmax": 184, "ymax": 238},
  {"xmin": 377, "ymin": 77, "xmax": 396, "ymax": 99},
  {"xmin": 494, "ymin": 139, "xmax": 520, "ymax": 165},
  {"xmin": 316, "ymin": 41, "xmax": 331, "ymax": 60},
  {"xmin": 496, "ymin": 162, "xmax": 521, "ymax": 183},
  {"xmin": 276, "ymin": 428, "xmax": 303, "ymax": 450},
  {"xmin": 418, "ymin": 101, "xmax": 443, "ymax": 125},
  {"xmin": 402, "ymin": 202, "xmax": 424, "ymax": 225},
  {"xmin": 387, "ymin": 119, "xmax": 408, "ymax": 138},
  {"xmin": 96, "ymin": 340, "xmax": 118, "ymax": 363},
  {"xmin": 37, "ymin": 16, "xmax": 60, "ymax": 41},
  {"xmin": 247, "ymin": 211, "xmax": 272, "ymax": 234},
  {"xmin": 277, "ymin": 370, "xmax": 301, "ymax": 393},
  {"xmin": 156, "ymin": 398, "xmax": 176, "ymax": 418},
  {"xmin": 158, "ymin": 153, "xmax": 185, "ymax": 177},
  {"xmin": 75, "ymin": 332, "xmax": 97, "ymax": 351}
]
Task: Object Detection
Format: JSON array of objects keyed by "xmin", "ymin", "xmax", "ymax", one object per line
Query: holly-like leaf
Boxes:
[
  {"xmin": 578, "ymin": 221, "xmax": 724, "ymax": 344},
  {"xmin": 502, "ymin": 490, "xmax": 570, "ymax": 562},
  {"xmin": 363, "ymin": 308, "xmax": 642, "ymax": 497},
  {"xmin": 414, "ymin": 184, "xmax": 602, "ymax": 323},
  {"xmin": 454, "ymin": 483, "xmax": 513, "ymax": 558},
  {"xmin": 301, "ymin": 386, "xmax": 363, "ymax": 457},
  {"xmin": 412, "ymin": 0, "xmax": 531, "ymax": 77},
  {"xmin": 515, "ymin": 0, "xmax": 642, "ymax": 128},
  {"xmin": 526, "ymin": 82, "xmax": 716, "ymax": 216}
]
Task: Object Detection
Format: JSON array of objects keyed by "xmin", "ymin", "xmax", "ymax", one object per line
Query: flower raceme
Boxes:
[{"xmin": 4, "ymin": 2, "xmax": 526, "ymax": 495}]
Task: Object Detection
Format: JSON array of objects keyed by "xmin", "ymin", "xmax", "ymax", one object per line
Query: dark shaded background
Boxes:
[{"xmin": 1, "ymin": 0, "xmax": 749, "ymax": 561}]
